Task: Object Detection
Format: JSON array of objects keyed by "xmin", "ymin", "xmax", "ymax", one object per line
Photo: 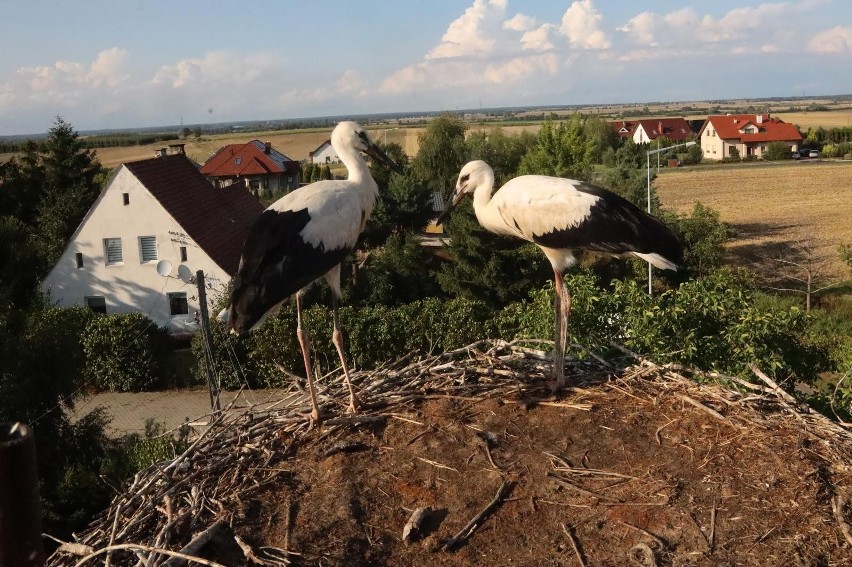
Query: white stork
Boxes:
[
  {"xmin": 224, "ymin": 121, "xmax": 402, "ymax": 421},
  {"xmin": 437, "ymin": 160, "xmax": 683, "ymax": 390}
]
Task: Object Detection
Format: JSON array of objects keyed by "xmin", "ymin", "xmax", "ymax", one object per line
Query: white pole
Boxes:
[{"xmin": 647, "ymin": 151, "xmax": 652, "ymax": 294}]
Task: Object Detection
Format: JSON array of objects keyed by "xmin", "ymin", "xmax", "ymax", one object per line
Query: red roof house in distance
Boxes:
[
  {"xmin": 699, "ymin": 114, "xmax": 803, "ymax": 160},
  {"xmin": 610, "ymin": 118, "xmax": 696, "ymax": 144},
  {"xmin": 200, "ymin": 140, "xmax": 301, "ymax": 196}
]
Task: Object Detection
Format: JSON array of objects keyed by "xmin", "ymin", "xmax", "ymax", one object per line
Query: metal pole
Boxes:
[
  {"xmin": 0, "ymin": 422, "xmax": 44, "ymax": 567},
  {"xmin": 647, "ymin": 151, "xmax": 653, "ymax": 295},
  {"xmin": 196, "ymin": 271, "xmax": 221, "ymax": 414}
]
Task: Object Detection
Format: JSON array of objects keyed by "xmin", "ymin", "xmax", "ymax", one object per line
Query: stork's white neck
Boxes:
[
  {"xmin": 337, "ymin": 144, "xmax": 373, "ymax": 187},
  {"xmin": 471, "ymin": 168, "xmax": 509, "ymax": 236}
]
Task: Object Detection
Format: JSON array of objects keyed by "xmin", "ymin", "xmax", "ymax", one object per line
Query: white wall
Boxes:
[
  {"xmin": 311, "ymin": 142, "xmax": 339, "ymax": 164},
  {"xmin": 42, "ymin": 166, "xmax": 231, "ymax": 330}
]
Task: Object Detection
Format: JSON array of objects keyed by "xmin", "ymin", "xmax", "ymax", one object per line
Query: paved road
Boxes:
[{"xmin": 68, "ymin": 387, "xmax": 301, "ymax": 437}]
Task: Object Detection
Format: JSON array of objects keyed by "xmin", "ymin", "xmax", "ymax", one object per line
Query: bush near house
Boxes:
[
  {"xmin": 82, "ymin": 313, "xmax": 169, "ymax": 392},
  {"xmin": 765, "ymin": 141, "xmax": 792, "ymax": 161}
]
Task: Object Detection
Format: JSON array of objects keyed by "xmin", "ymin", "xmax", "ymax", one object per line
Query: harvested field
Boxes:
[
  {"xmin": 656, "ymin": 161, "xmax": 852, "ymax": 281},
  {"xmin": 48, "ymin": 341, "xmax": 852, "ymax": 567}
]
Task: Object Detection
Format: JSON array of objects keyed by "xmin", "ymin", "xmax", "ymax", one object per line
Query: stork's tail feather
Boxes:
[{"xmin": 633, "ymin": 252, "xmax": 679, "ymax": 271}]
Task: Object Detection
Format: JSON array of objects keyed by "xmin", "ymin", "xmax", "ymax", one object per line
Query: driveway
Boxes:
[{"xmin": 69, "ymin": 387, "xmax": 303, "ymax": 437}]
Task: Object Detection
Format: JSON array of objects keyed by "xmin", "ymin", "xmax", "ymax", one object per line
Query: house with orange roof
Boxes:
[
  {"xmin": 699, "ymin": 114, "xmax": 803, "ymax": 160},
  {"xmin": 200, "ymin": 140, "xmax": 300, "ymax": 196}
]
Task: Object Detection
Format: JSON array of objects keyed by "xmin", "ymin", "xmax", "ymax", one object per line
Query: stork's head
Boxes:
[
  {"xmin": 436, "ymin": 160, "xmax": 494, "ymax": 225},
  {"xmin": 332, "ymin": 121, "xmax": 404, "ymax": 174}
]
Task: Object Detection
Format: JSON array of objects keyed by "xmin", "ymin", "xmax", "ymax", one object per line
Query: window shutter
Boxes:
[
  {"xmin": 140, "ymin": 236, "xmax": 158, "ymax": 262},
  {"xmin": 104, "ymin": 238, "xmax": 123, "ymax": 265}
]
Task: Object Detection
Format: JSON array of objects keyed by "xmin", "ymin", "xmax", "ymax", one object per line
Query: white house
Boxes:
[
  {"xmin": 309, "ymin": 140, "xmax": 340, "ymax": 164},
  {"xmin": 42, "ymin": 148, "xmax": 263, "ymax": 335}
]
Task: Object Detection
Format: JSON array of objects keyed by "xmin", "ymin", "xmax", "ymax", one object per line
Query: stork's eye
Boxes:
[{"xmin": 460, "ymin": 174, "xmax": 470, "ymax": 183}]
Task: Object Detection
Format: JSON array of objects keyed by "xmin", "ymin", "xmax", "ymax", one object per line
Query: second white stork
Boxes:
[
  {"xmin": 437, "ymin": 160, "xmax": 683, "ymax": 390},
  {"xmin": 224, "ymin": 121, "xmax": 403, "ymax": 421}
]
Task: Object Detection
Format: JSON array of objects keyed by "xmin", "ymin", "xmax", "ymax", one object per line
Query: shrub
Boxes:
[
  {"xmin": 82, "ymin": 313, "xmax": 168, "ymax": 392},
  {"xmin": 765, "ymin": 141, "xmax": 791, "ymax": 161}
]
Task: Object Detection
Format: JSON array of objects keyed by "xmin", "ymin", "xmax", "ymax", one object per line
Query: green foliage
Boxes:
[
  {"xmin": 765, "ymin": 141, "xmax": 792, "ymax": 161},
  {"xmin": 409, "ymin": 114, "xmax": 468, "ymax": 200},
  {"xmin": 349, "ymin": 233, "xmax": 443, "ymax": 306},
  {"xmin": 466, "ymin": 128, "xmax": 537, "ymax": 186},
  {"xmin": 82, "ymin": 313, "xmax": 167, "ymax": 392},
  {"xmin": 0, "ymin": 215, "xmax": 43, "ymax": 306},
  {"xmin": 821, "ymin": 142, "xmax": 852, "ymax": 158},
  {"xmin": 436, "ymin": 203, "xmax": 552, "ymax": 306},
  {"xmin": 363, "ymin": 143, "xmax": 434, "ymax": 247},
  {"xmin": 518, "ymin": 114, "xmax": 596, "ymax": 180},
  {"xmin": 841, "ymin": 244, "xmax": 852, "ymax": 271},
  {"xmin": 681, "ymin": 143, "xmax": 703, "ymax": 165},
  {"xmin": 660, "ymin": 202, "xmax": 729, "ymax": 279}
]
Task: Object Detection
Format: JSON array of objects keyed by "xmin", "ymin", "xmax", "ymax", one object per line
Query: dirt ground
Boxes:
[
  {"xmin": 48, "ymin": 343, "xmax": 852, "ymax": 567},
  {"xmin": 228, "ymin": 363, "xmax": 852, "ymax": 566},
  {"xmin": 656, "ymin": 161, "xmax": 852, "ymax": 282}
]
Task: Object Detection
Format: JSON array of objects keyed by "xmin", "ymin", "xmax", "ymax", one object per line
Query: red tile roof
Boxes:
[
  {"xmin": 200, "ymin": 140, "xmax": 300, "ymax": 178},
  {"xmin": 125, "ymin": 154, "xmax": 264, "ymax": 275},
  {"xmin": 610, "ymin": 118, "xmax": 696, "ymax": 141},
  {"xmin": 702, "ymin": 114, "xmax": 803, "ymax": 143},
  {"xmin": 636, "ymin": 118, "xmax": 694, "ymax": 141}
]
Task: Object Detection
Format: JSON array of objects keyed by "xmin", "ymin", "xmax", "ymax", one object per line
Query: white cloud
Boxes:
[
  {"xmin": 560, "ymin": 0, "xmax": 610, "ymax": 49},
  {"xmin": 808, "ymin": 25, "xmax": 852, "ymax": 54},
  {"xmin": 617, "ymin": 1, "xmax": 832, "ymax": 56},
  {"xmin": 484, "ymin": 53, "xmax": 559, "ymax": 84},
  {"xmin": 521, "ymin": 24, "xmax": 557, "ymax": 52},
  {"xmin": 503, "ymin": 13, "xmax": 538, "ymax": 32},
  {"xmin": 426, "ymin": 0, "xmax": 508, "ymax": 60}
]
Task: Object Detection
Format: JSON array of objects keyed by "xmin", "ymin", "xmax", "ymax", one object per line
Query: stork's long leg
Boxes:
[
  {"xmin": 296, "ymin": 292, "xmax": 321, "ymax": 422},
  {"xmin": 552, "ymin": 270, "xmax": 572, "ymax": 391},
  {"xmin": 331, "ymin": 295, "xmax": 360, "ymax": 414}
]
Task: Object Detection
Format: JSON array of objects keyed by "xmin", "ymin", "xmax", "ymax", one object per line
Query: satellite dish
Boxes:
[
  {"xmin": 156, "ymin": 260, "xmax": 173, "ymax": 277},
  {"xmin": 177, "ymin": 264, "xmax": 194, "ymax": 284}
]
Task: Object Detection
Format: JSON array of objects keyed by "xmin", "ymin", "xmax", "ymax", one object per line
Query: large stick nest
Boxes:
[{"xmin": 49, "ymin": 340, "xmax": 852, "ymax": 566}]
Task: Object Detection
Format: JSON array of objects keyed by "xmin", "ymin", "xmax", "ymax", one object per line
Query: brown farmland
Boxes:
[{"xmin": 655, "ymin": 161, "xmax": 852, "ymax": 281}]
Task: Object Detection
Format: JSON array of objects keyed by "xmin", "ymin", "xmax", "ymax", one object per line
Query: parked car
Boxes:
[
  {"xmin": 791, "ymin": 150, "xmax": 801, "ymax": 159},
  {"xmin": 809, "ymin": 150, "xmax": 819, "ymax": 158}
]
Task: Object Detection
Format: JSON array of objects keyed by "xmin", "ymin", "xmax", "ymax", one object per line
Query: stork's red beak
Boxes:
[{"xmin": 436, "ymin": 190, "xmax": 465, "ymax": 225}]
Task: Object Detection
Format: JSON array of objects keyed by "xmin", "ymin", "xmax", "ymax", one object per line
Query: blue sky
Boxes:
[{"xmin": 1, "ymin": 0, "xmax": 850, "ymax": 135}]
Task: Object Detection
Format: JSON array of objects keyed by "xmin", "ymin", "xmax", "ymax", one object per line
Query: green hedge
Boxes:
[
  {"xmin": 199, "ymin": 270, "xmax": 830, "ymax": 390},
  {"xmin": 82, "ymin": 313, "xmax": 168, "ymax": 392}
]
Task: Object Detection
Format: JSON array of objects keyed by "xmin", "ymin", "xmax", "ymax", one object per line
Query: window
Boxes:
[
  {"xmin": 85, "ymin": 296, "xmax": 106, "ymax": 313},
  {"xmin": 180, "ymin": 246, "xmax": 188, "ymax": 262},
  {"xmin": 75, "ymin": 253, "xmax": 83, "ymax": 269},
  {"xmin": 139, "ymin": 236, "xmax": 158, "ymax": 263},
  {"xmin": 168, "ymin": 292, "xmax": 188, "ymax": 315},
  {"xmin": 104, "ymin": 238, "xmax": 123, "ymax": 265},
  {"xmin": 123, "ymin": 193, "xmax": 130, "ymax": 205},
  {"xmin": 234, "ymin": 157, "xmax": 241, "ymax": 165}
]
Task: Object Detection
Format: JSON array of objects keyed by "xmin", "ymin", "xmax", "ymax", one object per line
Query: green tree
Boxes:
[
  {"xmin": 465, "ymin": 127, "xmax": 537, "ymax": 186},
  {"xmin": 409, "ymin": 114, "xmax": 468, "ymax": 202},
  {"xmin": 518, "ymin": 114, "xmax": 596, "ymax": 180}
]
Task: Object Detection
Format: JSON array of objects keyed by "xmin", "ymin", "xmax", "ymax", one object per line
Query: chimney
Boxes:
[
  {"xmin": 264, "ymin": 141, "xmax": 272, "ymax": 154},
  {"xmin": 154, "ymin": 148, "xmax": 167, "ymax": 158},
  {"xmin": 168, "ymin": 143, "xmax": 186, "ymax": 156},
  {"xmin": 756, "ymin": 114, "xmax": 763, "ymax": 124}
]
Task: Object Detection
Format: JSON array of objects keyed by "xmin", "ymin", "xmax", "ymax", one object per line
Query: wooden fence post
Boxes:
[{"xmin": 0, "ymin": 422, "xmax": 44, "ymax": 567}]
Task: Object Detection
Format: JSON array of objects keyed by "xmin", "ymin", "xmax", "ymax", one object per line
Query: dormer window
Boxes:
[{"xmin": 235, "ymin": 157, "xmax": 242, "ymax": 165}]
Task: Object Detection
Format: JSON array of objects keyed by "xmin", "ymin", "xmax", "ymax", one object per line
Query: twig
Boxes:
[
  {"xmin": 831, "ymin": 495, "xmax": 852, "ymax": 546},
  {"xmin": 416, "ymin": 457, "xmax": 459, "ymax": 473},
  {"xmin": 674, "ymin": 394, "xmax": 731, "ymax": 425},
  {"xmin": 73, "ymin": 544, "xmax": 227, "ymax": 567},
  {"xmin": 561, "ymin": 523, "xmax": 587, "ymax": 567},
  {"xmin": 443, "ymin": 480, "xmax": 515, "ymax": 551}
]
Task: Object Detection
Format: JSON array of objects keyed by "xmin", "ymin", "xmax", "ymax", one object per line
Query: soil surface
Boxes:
[{"xmin": 232, "ymin": 369, "xmax": 852, "ymax": 566}]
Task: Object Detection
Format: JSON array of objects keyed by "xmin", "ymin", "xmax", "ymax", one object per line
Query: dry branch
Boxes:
[{"xmin": 443, "ymin": 480, "xmax": 515, "ymax": 551}]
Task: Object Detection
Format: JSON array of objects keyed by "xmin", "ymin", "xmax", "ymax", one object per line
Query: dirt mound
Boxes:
[{"xmin": 49, "ymin": 341, "xmax": 852, "ymax": 566}]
